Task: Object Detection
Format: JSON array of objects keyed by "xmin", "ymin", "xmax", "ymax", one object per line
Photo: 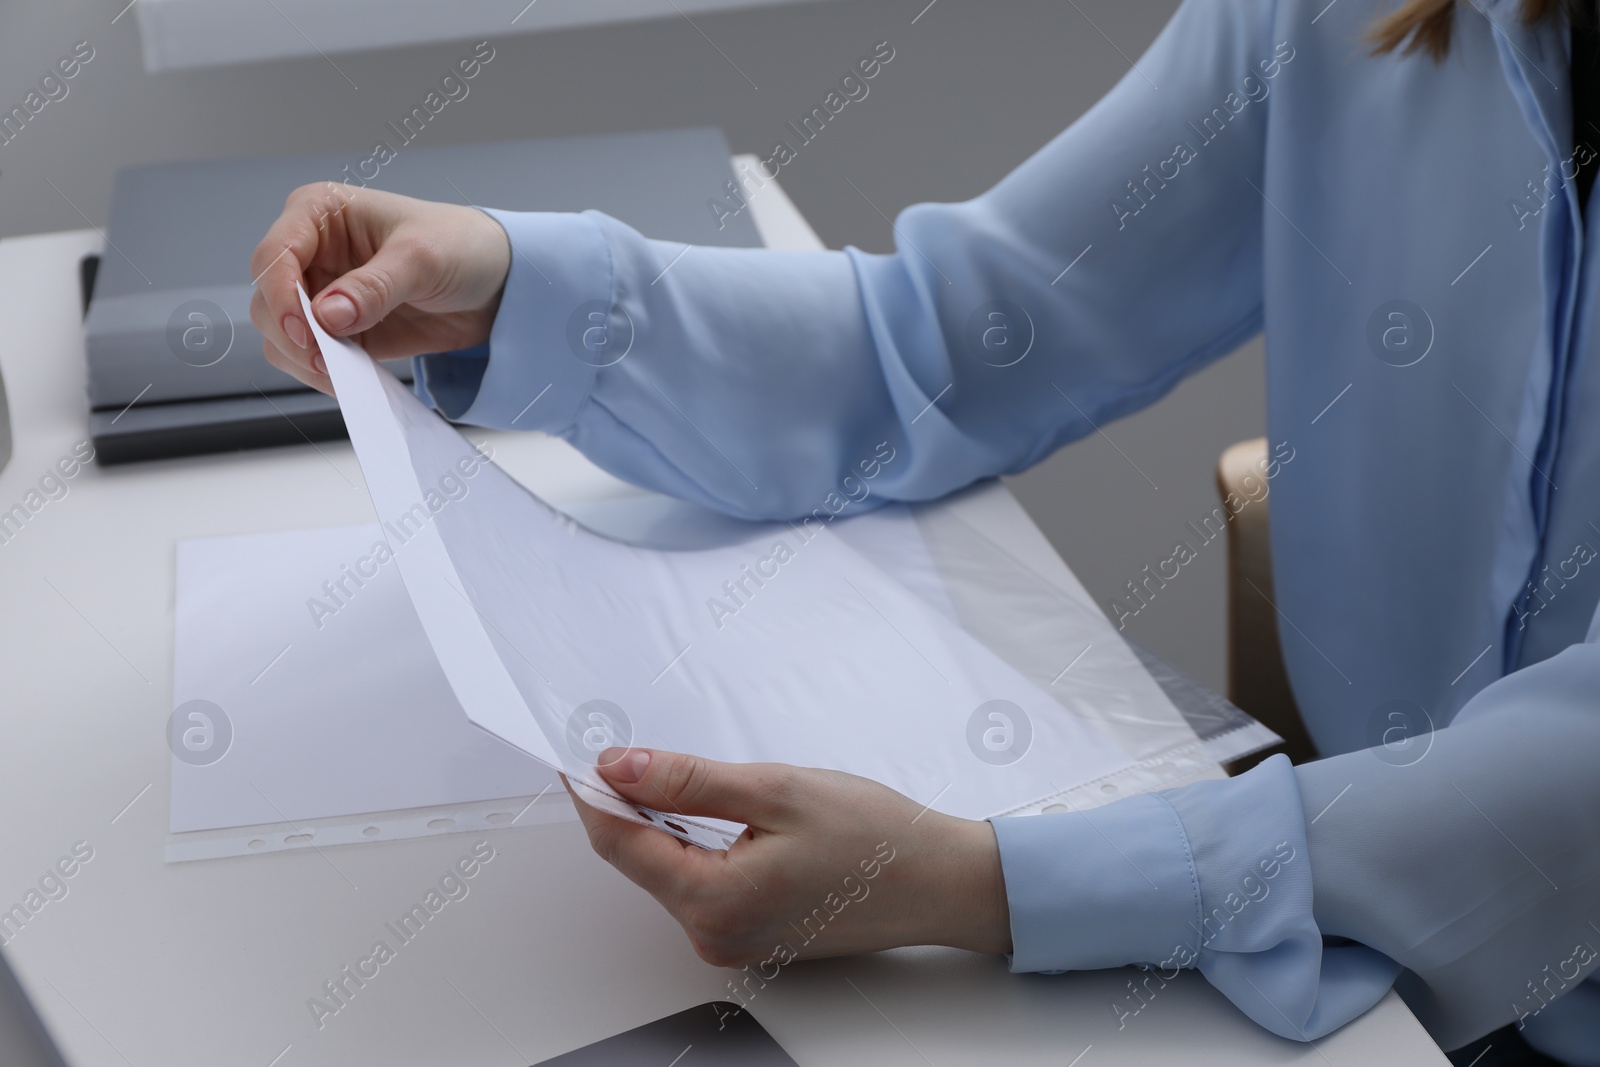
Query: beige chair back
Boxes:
[{"xmin": 1217, "ymin": 438, "xmax": 1318, "ymax": 766}]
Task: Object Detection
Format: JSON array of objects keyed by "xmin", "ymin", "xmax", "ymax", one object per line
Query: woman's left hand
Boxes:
[{"xmin": 565, "ymin": 748, "xmax": 1012, "ymax": 967}]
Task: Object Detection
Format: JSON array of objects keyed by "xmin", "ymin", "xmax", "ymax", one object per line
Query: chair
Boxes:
[{"xmin": 1217, "ymin": 438, "xmax": 1318, "ymax": 766}]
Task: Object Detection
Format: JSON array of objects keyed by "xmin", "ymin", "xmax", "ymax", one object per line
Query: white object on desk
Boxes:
[
  {"xmin": 169, "ymin": 523, "xmax": 566, "ymax": 852},
  {"xmin": 0, "ymin": 174, "xmax": 1447, "ymax": 1063}
]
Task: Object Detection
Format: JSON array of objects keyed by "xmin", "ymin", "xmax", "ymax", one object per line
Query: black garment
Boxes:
[{"xmin": 1572, "ymin": 11, "xmax": 1600, "ymax": 210}]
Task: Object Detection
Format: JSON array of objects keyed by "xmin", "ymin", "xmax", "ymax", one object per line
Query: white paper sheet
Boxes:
[
  {"xmin": 169, "ymin": 524, "xmax": 563, "ymax": 835},
  {"xmin": 301, "ymin": 286, "xmax": 1143, "ymax": 848}
]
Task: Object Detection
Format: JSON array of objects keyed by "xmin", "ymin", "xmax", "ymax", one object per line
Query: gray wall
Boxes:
[{"xmin": 0, "ymin": 0, "xmax": 1263, "ymax": 691}]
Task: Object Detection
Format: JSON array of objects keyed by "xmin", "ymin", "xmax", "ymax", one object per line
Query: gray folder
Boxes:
[{"xmin": 85, "ymin": 127, "xmax": 762, "ymax": 463}]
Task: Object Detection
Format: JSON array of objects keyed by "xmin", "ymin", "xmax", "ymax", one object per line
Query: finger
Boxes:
[
  {"xmin": 597, "ymin": 748, "xmax": 795, "ymax": 828},
  {"xmin": 251, "ymin": 186, "xmax": 341, "ymax": 378},
  {"xmin": 565, "ymin": 775, "xmax": 701, "ymax": 899},
  {"xmin": 250, "ymin": 287, "xmax": 327, "ymax": 382},
  {"xmin": 311, "ymin": 234, "xmax": 438, "ymax": 338},
  {"xmin": 339, "ymin": 305, "xmax": 470, "ymax": 363},
  {"xmin": 260, "ymin": 338, "xmax": 333, "ymax": 396}
]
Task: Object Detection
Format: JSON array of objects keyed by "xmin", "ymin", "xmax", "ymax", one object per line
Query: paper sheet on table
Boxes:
[
  {"xmin": 299, "ymin": 286, "xmax": 1150, "ymax": 849},
  {"xmin": 168, "ymin": 495, "xmax": 1281, "ymax": 859},
  {"xmin": 170, "ymin": 524, "xmax": 563, "ymax": 836}
]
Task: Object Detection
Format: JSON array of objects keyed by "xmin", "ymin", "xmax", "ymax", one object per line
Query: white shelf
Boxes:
[{"xmin": 135, "ymin": 0, "xmax": 828, "ymax": 72}]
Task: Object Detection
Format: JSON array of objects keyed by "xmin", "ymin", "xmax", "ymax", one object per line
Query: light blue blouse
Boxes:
[{"xmin": 415, "ymin": 0, "xmax": 1600, "ymax": 1057}]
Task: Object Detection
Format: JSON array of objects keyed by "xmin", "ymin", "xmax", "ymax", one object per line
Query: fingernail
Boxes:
[
  {"xmin": 603, "ymin": 748, "xmax": 650, "ymax": 783},
  {"xmin": 283, "ymin": 314, "xmax": 309, "ymax": 349},
  {"xmin": 317, "ymin": 292, "xmax": 358, "ymax": 332},
  {"xmin": 312, "ymin": 352, "xmax": 327, "ymax": 376}
]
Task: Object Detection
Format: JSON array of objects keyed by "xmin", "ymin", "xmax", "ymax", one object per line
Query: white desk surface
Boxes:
[{"xmin": 0, "ymin": 183, "xmax": 1447, "ymax": 1066}]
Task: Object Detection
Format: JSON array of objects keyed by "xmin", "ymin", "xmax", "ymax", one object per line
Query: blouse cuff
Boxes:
[
  {"xmin": 414, "ymin": 208, "xmax": 613, "ymax": 432},
  {"xmin": 990, "ymin": 791, "xmax": 1202, "ymax": 973}
]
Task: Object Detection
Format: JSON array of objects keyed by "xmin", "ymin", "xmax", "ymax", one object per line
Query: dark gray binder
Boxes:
[
  {"xmin": 0, "ymin": 949, "xmax": 69, "ymax": 1067},
  {"xmin": 85, "ymin": 127, "xmax": 762, "ymax": 463},
  {"xmin": 534, "ymin": 1002, "xmax": 798, "ymax": 1065}
]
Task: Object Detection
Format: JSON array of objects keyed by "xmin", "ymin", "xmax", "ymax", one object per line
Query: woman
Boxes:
[{"xmin": 252, "ymin": 0, "xmax": 1600, "ymax": 1060}]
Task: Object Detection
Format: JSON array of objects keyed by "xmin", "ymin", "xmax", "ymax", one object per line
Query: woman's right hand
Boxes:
[{"xmin": 249, "ymin": 184, "xmax": 512, "ymax": 395}]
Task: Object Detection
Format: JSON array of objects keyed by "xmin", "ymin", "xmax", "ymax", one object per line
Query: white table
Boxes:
[{"xmin": 0, "ymin": 178, "xmax": 1448, "ymax": 1065}]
